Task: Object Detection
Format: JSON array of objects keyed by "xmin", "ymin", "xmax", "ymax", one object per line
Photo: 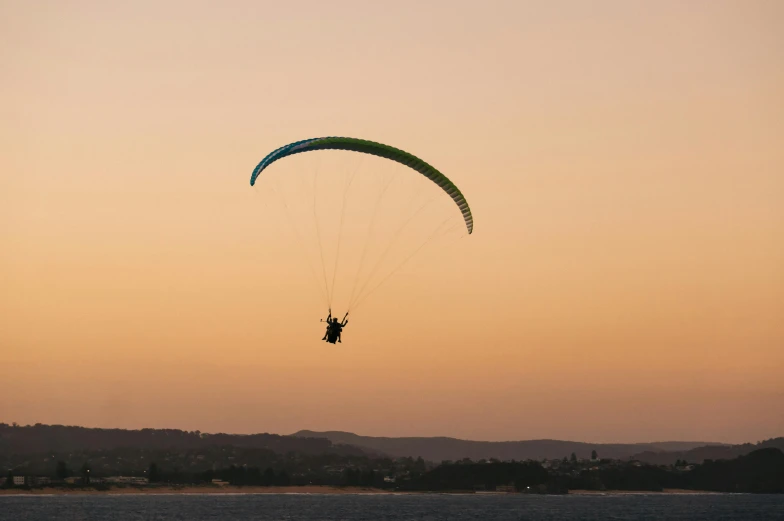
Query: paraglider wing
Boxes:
[{"xmin": 250, "ymin": 137, "xmax": 473, "ymax": 234}]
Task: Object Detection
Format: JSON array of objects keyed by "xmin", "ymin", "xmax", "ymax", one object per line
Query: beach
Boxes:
[
  {"xmin": 568, "ymin": 489, "xmax": 722, "ymax": 495},
  {"xmin": 1, "ymin": 486, "xmax": 727, "ymax": 496},
  {"xmin": 0, "ymin": 485, "xmax": 395, "ymax": 495}
]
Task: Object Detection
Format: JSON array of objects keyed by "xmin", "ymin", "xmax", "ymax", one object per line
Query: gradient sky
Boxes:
[{"xmin": 1, "ymin": 0, "xmax": 782, "ymax": 444}]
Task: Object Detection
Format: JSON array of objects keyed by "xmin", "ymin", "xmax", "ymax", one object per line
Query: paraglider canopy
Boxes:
[{"xmin": 250, "ymin": 137, "xmax": 473, "ymax": 234}]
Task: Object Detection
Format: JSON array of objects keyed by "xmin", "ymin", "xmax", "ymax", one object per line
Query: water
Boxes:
[{"xmin": 1, "ymin": 493, "xmax": 783, "ymax": 521}]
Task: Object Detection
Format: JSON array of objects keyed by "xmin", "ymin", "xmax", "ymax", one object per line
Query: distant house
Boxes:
[
  {"xmin": 495, "ymin": 484, "xmax": 515, "ymax": 493},
  {"xmin": 383, "ymin": 476, "xmax": 395, "ymax": 483},
  {"xmin": 35, "ymin": 477, "xmax": 51, "ymax": 486},
  {"xmin": 64, "ymin": 477, "xmax": 81, "ymax": 484},
  {"xmin": 323, "ymin": 465, "xmax": 346, "ymax": 475},
  {"xmin": 105, "ymin": 476, "xmax": 148, "ymax": 485},
  {"xmin": 211, "ymin": 479, "xmax": 230, "ymax": 486},
  {"xmin": 13, "ymin": 476, "xmax": 26, "ymax": 486}
]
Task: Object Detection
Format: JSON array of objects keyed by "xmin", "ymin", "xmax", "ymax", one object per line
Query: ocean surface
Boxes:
[{"xmin": 1, "ymin": 493, "xmax": 783, "ymax": 521}]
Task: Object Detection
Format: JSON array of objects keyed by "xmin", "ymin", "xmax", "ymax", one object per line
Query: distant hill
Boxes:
[
  {"xmin": 685, "ymin": 448, "xmax": 784, "ymax": 493},
  {"xmin": 0, "ymin": 423, "xmax": 368, "ymax": 457},
  {"xmin": 632, "ymin": 438, "xmax": 784, "ymax": 465},
  {"xmin": 7, "ymin": 424, "xmax": 768, "ymax": 465},
  {"xmin": 291, "ymin": 430, "xmax": 723, "ymax": 462}
]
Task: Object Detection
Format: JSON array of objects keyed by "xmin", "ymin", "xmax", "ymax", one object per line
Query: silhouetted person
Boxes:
[
  {"xmin": 330, "ymin": 316, "xmax": 348, "ymax": 343},
  {"xmin": 322, "ymin": 311, "xmax": 333, "ymax": 341}
]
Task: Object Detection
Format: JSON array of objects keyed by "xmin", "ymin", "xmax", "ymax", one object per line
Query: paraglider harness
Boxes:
[{"xmin": 321, "ymin": 311, "xmax": 348, "ymax": 344}]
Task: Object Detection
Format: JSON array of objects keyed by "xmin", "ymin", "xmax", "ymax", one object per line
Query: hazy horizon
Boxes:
[{"xmin": 2, "ymin": 1, "xmax": 782, "ymax": 445}]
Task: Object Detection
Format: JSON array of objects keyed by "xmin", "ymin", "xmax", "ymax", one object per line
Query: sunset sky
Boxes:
[{"xmin": 1, "ymin": 0, "xmax": 782, "ymax": 444}]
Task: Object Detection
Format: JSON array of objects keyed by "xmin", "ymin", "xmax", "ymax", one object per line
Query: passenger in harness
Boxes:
[{"xmin": 321, "ymin": 310, "xmax": 348, "ymax": 344}]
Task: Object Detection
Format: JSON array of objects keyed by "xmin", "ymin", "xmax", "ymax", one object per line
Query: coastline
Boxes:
[
  {"xmin": 0, "ymin": 486, "xmax": 729, "ymax": 496},
  {"xmin": 568, "ymin": 489, "xmax": 723, "ymax": 495},
  {"xmin": 0, "ymin": 485, "xmax": 396, "ymax": 495}
]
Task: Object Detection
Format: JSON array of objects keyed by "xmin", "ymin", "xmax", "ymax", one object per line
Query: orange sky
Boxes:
[{"xmin": 1, "ymin": 0, "xmax": 782, "ymax": 444}]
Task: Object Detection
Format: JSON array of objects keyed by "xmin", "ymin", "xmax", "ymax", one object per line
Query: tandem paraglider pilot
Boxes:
[{"xmin": 321, "ymin": 310, "xmax": 348, "ymax": 344}]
